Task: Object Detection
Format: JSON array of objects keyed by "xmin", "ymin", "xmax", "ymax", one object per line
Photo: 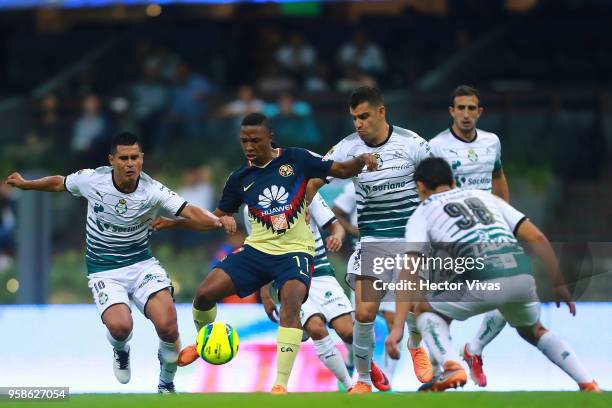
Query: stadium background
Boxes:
[{"xmin": 0, "ymin": 0, "xmax": 611, "ymax": 395}]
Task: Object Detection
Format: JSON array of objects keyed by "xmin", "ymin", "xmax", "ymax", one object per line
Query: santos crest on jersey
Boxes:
[
  {"xmin": 65, "ymin": 166, "xmax": 186, "ymax": 274},
  {"xmin": 325, "ymin": 125, "xmax": 431, "ymax": 241},
  {"xmin": 429, "ymin": 128, "xmax": 502, "ymax": 191}
]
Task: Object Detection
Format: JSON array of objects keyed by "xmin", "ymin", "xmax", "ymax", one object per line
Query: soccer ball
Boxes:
[{"xmin": 195, "ymin": 322, "xmax": 239, "ymax": 365}]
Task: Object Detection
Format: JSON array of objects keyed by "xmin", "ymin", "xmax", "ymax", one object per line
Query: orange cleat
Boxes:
[
  {"xmin": 271, "ymin": 385, "xmax": 288, "ymax": 394},
  {"xmin": 579, "ymin": 381, "xmax": 602, "ymax": 393},
  {"xmin": 408, "ymin": 346, "xmax": 433, "ymax": 383},
  {"xmin": 461, "ymin": 343, "xmax": 487, "ymax": 387},
  {"xmin": 177, "ymin": 344, "xmax": 199, "ymax": 367},
  {"xmin": 348, "ymin": 381, "xmax": 372, "ymax": 394},
  {"xmin": 428, "ymin": 361, "xmax": 467, "ymax": 392},
  {"xmin": 370, "ymin": 361, "xmax": 391, "ymax": 391}
]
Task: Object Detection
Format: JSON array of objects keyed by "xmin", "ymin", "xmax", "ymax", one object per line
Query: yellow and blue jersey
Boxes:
[{"xmin": 218, "ymin": 147, "xmax": 333, "ymax": 257}]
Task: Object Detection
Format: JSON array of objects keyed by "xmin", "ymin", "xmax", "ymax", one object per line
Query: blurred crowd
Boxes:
[{"xmin": 17, "ymin": 29, "xmax": 389, "ymax": 168}]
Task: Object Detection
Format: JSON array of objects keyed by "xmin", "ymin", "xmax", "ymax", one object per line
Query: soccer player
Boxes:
[
  {"xmin": 385, "ymin": 157, "xmax": 601, "ymax": 392},
  {"xmin": 308, "ymin": 86, "xmax": 433, "ymax": 393},
  {"xmin": 428, "ymin": 85, "xmax": 509, "ymax": 387},
  {"xmin": 254, "ymin": 193, "xmax": 356, "ymax": 390},
  {"xmin": 5, "ymin": 132, "xmax": 224, "ymax": 393},
  {"xmin": 333, "ymin": 181, "xmax": 402, "ymax": 383},
  {"xmin": 152, "ymin": 113, "xmax": 377, "ymax": 394}
]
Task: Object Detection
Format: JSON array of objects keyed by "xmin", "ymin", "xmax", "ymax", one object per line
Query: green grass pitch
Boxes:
[{"xmin": 6, "ymin": 392, "xmax": 610, "ymax": 408}]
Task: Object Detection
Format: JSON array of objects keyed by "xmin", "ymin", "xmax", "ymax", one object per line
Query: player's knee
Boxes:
[
  {"xmin": 355, "ymin": 308, "xmax": 376, "ymax": 323},
  {"xmin": 194, "ymin": 284, "xmax": 217, "ymax": 310},
  {"xmin": 155, "ymin": 319, "xmax": 179, "ymax": 342},
  {"xmin": 107, "ymin": 322, "xmax": 133, "ymax": 341},
  {"xmin": 336, "ymin": 328, "xmax": 353, "ymax": 344},
  {"xmin": 306, "ymin": 317, "xmax": 328, "ymax": 340},
  {"xmin": 517, "ymin": 322, "xmax": 546, "ymax": 346}
]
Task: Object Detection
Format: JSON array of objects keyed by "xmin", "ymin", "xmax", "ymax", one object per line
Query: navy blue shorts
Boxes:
[{"xmin": 214, "ymin": 245, "xmax": 313, "ymax": 299}]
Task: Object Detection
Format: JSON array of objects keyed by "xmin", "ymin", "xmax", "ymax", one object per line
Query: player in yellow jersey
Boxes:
[{"xmin": 153, "ymin": 113, "xmax": 377, "ymax": 393}]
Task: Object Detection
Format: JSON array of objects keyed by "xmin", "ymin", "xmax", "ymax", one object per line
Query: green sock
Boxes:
[
  {"xmin": 192, "ymin": 304, "xmax": 217, "ymax": 331},
  {"xmin": 274, "ymin": 327, "xmax": 303, "ymax": 388}
]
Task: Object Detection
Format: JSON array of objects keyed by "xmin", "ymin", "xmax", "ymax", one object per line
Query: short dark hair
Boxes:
[
  {"xmin": 241, "ymin": 112, "xmax": 269, "ymax": 128},
  {"xmin": 414, "ymin": 157, "xmax": 454, "ymax": 190},
  {"xmin": 349, "ymin": 86, "xmax": 384, "ymax": 109},
  {"xmin": 451, "ymin": 85, "xmax": 481, "ymax": 107},
  {"xmin": 110, "ymin": 132, "xmax": 141, "ymax": 154}
]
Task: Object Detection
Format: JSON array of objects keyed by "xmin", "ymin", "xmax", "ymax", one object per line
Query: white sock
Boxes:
[
  {"xmin": 468, "ymin": 310, "xmax": 507, "ymax": 355},
  {"xmin": 159, "ymin": 339, "xmax": 181, "ymax": 364},
  {"xmin": 106, "ymin": 329, "xmax": 132, "ymax": 351},
  {"xmin": 536, "ymin": 331, "xmax": 592, "ymax": 384},
  {"xmin": 431, "ymin": 356, "xmax": 442, "ymax": 376},
  {"xmin": 416, "ymin": 312, "xmax": 459, "ymax": 366},
  {"xmin": 383, "ymin": 350, "xmax": 399, "ymax": 380},
  {"xmin": 353, "ymin": 321, "xmax": 374, "ymax": 385},
  {"xmin": 159, "ymin": 339, "xmax": 180, "ymax": 384},
  {"xmin": 406, "ymin": 313, "xmax": 421, "ymax": 349},
  {"xmin": 314, "ymin": 336, "xmax": 352, "ymax": 388},
  {"xmin": 344, "ymin": 341, "xmax": 354, "ymax": 370}
]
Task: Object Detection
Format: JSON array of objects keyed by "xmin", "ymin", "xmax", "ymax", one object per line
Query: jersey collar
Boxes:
[
  {"xmin": 365, "ymin": 124, "xmax": 393, "ymax": 148},
  {"xmin": 111, "ymin": 170, "xmax": 140, "ymax": 194},
  {"xmin": 248, "ymin": 148, "xmax": 282, "ymax": 168},
  {"xmin": 449, "ymin": 127, "xmax": 478, "ymax": 143}
]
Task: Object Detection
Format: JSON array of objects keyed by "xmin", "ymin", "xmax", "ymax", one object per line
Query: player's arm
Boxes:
[
  {"xmin": 324, "ymin": 220, "xmax": 345, "ymax": 253},
  {"xmin": 153, "ymin": 206, "xmax": 235, "ymax": 234},
  {"xmin": 6, "ymin": 172, "xmax": 65, "ymax": 192},
  {"xmin": 328, "ymin": 153, "xmax": 377, "ymax": 179},
  {"xmin": 306, "ymin": 153, "xmax": 377, "ymax": 202},
  {"xmin": 386, "ymin": 209, "xmax": 429, "ymax": 358},
  {"xmin": 385, "ymin": 252, "xmax": 422, "ymax": 359},
  {"xmin": 332, "ymin": 206, "xmax": 359, "ymax": 238},
  {"xmin": 260, "ymin": 283, "xmax": 279, "ymax": 323},
  {"xmin": 492, "ymin": 168, "xmax": 510, "ymax": 202},
  {"xmin": 515, "ymin": 219, "xmax": 575, "ymax": 316}
]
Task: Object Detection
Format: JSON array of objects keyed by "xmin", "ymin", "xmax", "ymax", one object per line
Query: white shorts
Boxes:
[
  {"xmin": 430, "ymin": 275, "xmax": 541, "ymax": 327},
  {"xmin": 300, "ymin": 276, "xmax": 353, "ymax": 327},
  {"xmin": 87, "ymin": 257, "xmax": 172, "ymax": 317},
  {"xmin": 379, "ymin": 301, "xmax": 396, "ymax": 314},
  {"xmin": 347, "ymin": 248, "xmax": 397, "ymax": 308}
]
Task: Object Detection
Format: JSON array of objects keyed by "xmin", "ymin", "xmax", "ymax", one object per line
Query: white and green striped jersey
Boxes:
[
  {"xmin": 65, "ymin": 167, "xmax": 187, "ymax": 274},
  {"xmin": 405, "ymin": 188, "xmax": 528, "ymax": 280},
  {"xmin": 243, "ymin": 192, "xmax": 336, "ymax": 277},
  {"xmin": 324, "ymin": 125, "xmax": 432, "ymax": 242},
  {"xmin": 429, "ymin": 128, "xmax": 502, "ymax": 191}
]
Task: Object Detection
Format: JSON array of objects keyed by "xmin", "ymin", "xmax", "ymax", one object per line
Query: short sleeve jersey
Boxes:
[
  {"xmin": 220, "ymin": 147, "xmax": 332, "ymax": 256},
  {"xmin": 429, "ymin": 128, "xmax": 502, "ymax": 191},
  {"xmin": 325, "ymin": 125, "xmax": 432, "ymax": 242},
  {"xmin": 64, "ymin": 166, "xmax": 186, "ymax": 274},
  {"xmin": 404, "ymin": 188, "xmax": 528, "ymax": 280}
]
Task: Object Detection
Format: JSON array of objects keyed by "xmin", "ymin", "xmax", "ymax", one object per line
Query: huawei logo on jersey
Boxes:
[{"xmin": 258, "ymin": 185, "xmax": 289, "ymax": 208}]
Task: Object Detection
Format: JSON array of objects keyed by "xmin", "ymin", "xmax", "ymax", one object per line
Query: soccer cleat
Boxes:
[
  {"xmin": 428, "ymin": 361, "xmax": 467, "ymax": 392},
  {"xmin": 177, "ymin": 343, "xmax": 199, "ymax": 367},
  {"xmin": 271, "ymin": 385, "xmax": 288, "ymax": 394},
  {"xmin": 157, "ymin": 381, "xmax": 176, "ymax": 394},
  {"xmin": 348, "ymin": 381, "xmax": 372, "ymax": 394},
  {"xmin": 461, "ymin": 343, "xmax": 487, "ymax": 387},
  {"xmin": 370, "ymin": 361, "xmax": 391, "ymax": 391},
  {"xmin": 417, "ymin": 376, "xmax": 441, "ymax": 392},
  {"xmin": 408, "ymin": 345, "xmax": 434, "ymax": 383},
  {"xmin": 579, "ymin": 381, "xmax": 602, "ymax": 393},
  {"xmin": 113, "ymin": 348, "xmax": 131, "ymax": 384}
]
